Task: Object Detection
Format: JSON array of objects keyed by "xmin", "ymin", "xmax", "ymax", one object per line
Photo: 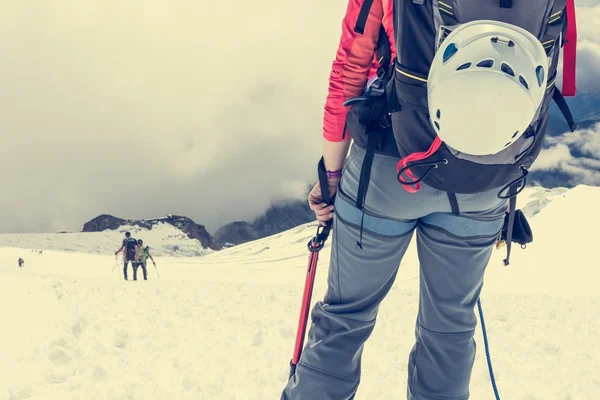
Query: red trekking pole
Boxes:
[{"xmin": 289, "ymin": 158, "xmax": 334, "ymax": 378}]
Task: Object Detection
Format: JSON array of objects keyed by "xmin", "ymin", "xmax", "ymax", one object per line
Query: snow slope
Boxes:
[{"xmin": 0, "ymin": 186, "xmax": 599, "ymax": 400}]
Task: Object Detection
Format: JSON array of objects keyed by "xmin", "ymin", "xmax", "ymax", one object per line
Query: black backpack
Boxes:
[
  {"xmin": 125, "ymin": 238, "xmax": 137, "ymax": 258},
  {"xmin": 343, "ymin": 0, "xmax": 577, "ymax": 265}
]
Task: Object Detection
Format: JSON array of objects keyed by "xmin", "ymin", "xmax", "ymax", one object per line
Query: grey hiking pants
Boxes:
[
  {"xmin": 133, "ymin": 261, "xmax": 148, "ymax": 280},
  {"xmin": 281, "ymin": 144, "xmax": 508, "ymax": 400}
]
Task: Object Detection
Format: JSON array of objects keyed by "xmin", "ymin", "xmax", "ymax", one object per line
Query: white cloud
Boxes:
[
  {"xmin": 0, "ymin": 1, "xmax": 598, "ymax": 233},
  {"xmin": 0, "ymin": 0, "xmax": 347, "ymax": 233},
  {"xmin": 533, "ymin": 123, "xmax": 600, "ymax": 185},
  {"xmin": 531, "ymin": 143, "xmax": 574, "ymax": 170},
  {"xmin": 574, "ymin": 0, "xmax": 600, "ymax": 9}
]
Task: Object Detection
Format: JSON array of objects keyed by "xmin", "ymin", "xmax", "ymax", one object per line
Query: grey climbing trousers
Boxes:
[{"xmin": 281, "ymin": 144, "xmax": 508, "ymax": 400}]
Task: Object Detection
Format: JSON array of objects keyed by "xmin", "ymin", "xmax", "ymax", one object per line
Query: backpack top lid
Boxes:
[{"xmin": 427, "ymin": 20, "xmax": 549, "ymax": 156}]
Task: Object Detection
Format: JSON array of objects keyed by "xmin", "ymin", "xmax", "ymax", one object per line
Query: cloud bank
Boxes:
[{"xmin": 0, "ymin": 1, "xmax": 598, "ymax": 233}]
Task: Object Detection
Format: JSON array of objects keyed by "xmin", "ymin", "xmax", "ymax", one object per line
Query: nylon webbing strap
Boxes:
[
  {"xmin": 447, "ymin": 193, "xmax": 459, "ymax": 215},
  {"xmin": 503, "ymin": 190, "xmax": 518, "ymax": 266},
  {"xmin": 553, "ymin": 89, "xmax": 577, "ymax": 132},
  {"xmin": 354, "ymin": 0, "xmax": 375, "ymax": 34},
  {"xmin": 376, "ymin": 26, "xmax": 391, "ymax": 72},
  {"xmin": 356, "ymin": 134, "xmax": 378, "ymax": 210}
]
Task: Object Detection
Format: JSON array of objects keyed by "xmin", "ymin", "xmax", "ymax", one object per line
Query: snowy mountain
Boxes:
[
  {"xmin": 550, "ymin": 92, "xmax": 600, "ymax": 122},
  {"xmin": 547, "ymin": 114, "xmax": 600, "ymax": 137},
  {"xmin": 1, "ymin": 185, "xmax": 599, "ymax": 399},
  {"xmin": 0, "ymin": 220, "xmax": 219, "ymax": 258},
  {"xmin": 83, "ymin": 214, "xmax": 222, "ymax": 252}
]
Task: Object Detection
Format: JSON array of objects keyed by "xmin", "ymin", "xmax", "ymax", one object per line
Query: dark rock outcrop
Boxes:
[
  {"xmin": 214, "ymin": 221, "xmax": 259, "ymax": 246},
  {"xmin": 82, "ymin": 214, "xmax": 222, "ymax": 251},
  {"xmin": 215, "ymin": 200, "xmax": 314, "ymax": 246},
  {"xmin": 83, "ymin": 214, "xmax": 128, "ymax": 232}
]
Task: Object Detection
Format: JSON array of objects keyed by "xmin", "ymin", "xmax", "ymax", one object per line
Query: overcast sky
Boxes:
[{"xmin": 0, "ymin": 1, "xmax": 599, "ymax": 234}]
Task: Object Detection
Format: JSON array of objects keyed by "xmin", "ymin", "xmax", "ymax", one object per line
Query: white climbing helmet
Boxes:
[{"xmin": 427, "ymin": 20, "xmax": 549, "ymax": 156}]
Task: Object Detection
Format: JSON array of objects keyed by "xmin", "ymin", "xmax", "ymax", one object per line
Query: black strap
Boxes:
[
  {"xmin": 396, "ymin": 100, "xmax": 428, "ymax": 115},
  {"xmin": 503, "ymin": 189, "xmax": 518, "ymax": 266},
  {"xmin": 356, "ymin": 133, "xmax": 378, "ymax": 210},
  {"xmin": 355, "ymin": 133, "xmax": 379, "ymax": 250},
  {"xmin": 552, "ymin": 89, "xmax": 577, "ymax": 132},
  {"xmin": 317, "ymin": 157, "xmax": 331, "ymax": 205},
  {"xmin": 354, "ymin": 0, "xmax": 375, "ymax": 35},
  {"xmin": 497, "ymin": 167, "xmax": 529, "ymax": 199},
  {"xmin": 315, "ymin": 157, "xmax": 334, "ymax": 245},
  {"xmin": 447, "ymin": 193, "xmax": 459, "ymax": 215},
  {"xmin": 375, "ymin": 26, "xmax": 391, "ymax": 76},
  {"xmin": 499, "ymin": 0, "xmax": 513, "ymax": 8},
  {"xmin": 370, "ymin": 95, "xmax": 386, "ymax": 124},
  {"xmin": 395, "ymin": 80, "xmax": 428, "ymax": 98}
]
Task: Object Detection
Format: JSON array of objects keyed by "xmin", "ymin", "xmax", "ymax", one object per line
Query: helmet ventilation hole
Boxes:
[
  {"xmin": 476, "ymin": 59, "xmax": 494, "ymax": 68},
  {"xmin": 434, "ymin": 121, "xmax": 441, "ymax": 130},
  {"xmin": 456, "ymin": 62, "xmax": 471, "ymax": 71},
  {"xmin": 519, "ymin": 75, "xmax": 529, "ymax": 90},
  {"xmin": 501, "ymin": 63, "xmax": 515, "ymax": 76},
  {"xmin": 536, "ymin": 66, "xmax": 545, "ymax": 87},
  {"xmin": 512, "ymin": 131, "xmax": 519, "ymax": 139},
  {"xmin": 443, "ymin": 43, "xmax": 459, "ymax": 63},
  {"xmin": 436, "ymin": 109, "xmax": 441, "ymax": 119}
]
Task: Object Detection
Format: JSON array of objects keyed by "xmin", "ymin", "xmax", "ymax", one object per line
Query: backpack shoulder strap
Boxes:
[
  {"xmin": 353, "ymin": 0, "xmax": 392, "ymax": 79},
  {"xmin": 375, "ymin": 24, "xmax": 391, "ymax": 77},
  {"xmin": 354, "ymin": 0, "xmax": 375, "ymax": 35}
]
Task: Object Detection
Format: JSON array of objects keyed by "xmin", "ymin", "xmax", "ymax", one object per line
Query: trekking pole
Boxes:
[
  {"xmin": 112, "ymin": 255, "xmax": 119, "ymax": 273},
  {"xmin": 113, "ymin": 254, "xmax": 122, "ymax": 279},
  {"xmin": 152, "ymin": 262, "xmax": 160, "ymax": 279},
  {"xmin": 289, "ymin": 158, "xmax": 334, "ymax": 379}
]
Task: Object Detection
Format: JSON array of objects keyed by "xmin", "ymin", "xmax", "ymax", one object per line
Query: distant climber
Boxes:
[
  {"xmin": 18, "ymin": 258, "xmax": 24, "ymax": 268},
  {"xmin": 133, "ymin": 239, "xmax": 155, "ymax": 281},
  {"xmin": 115, "ymin": 231, "xmax": 138, "ymax": 280}
]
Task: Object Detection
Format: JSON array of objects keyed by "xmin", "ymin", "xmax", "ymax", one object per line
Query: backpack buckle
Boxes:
[
  {"xmin": 365, "ymin": 75, "xmax": 387, "ymax": 97},
  {"xmin": 379, "ymin": 113, "xmax": 392, "ymax": 129}
]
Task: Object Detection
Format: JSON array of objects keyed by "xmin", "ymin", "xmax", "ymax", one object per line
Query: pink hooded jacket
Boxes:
[{"xmin": 323, "ymin": 0, "xmax": 396, "ymax": 142}]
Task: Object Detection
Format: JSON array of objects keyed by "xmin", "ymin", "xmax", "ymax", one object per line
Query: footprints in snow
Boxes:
[
  {"xmin": 46, "ymin": 337, "xmax": 72, "ymax": 384},
  {"xmin": 113, "ymin": 329, "xmax": 129, "ymax": 349},
  {"xmin": 71, "ymin": 317, "xmax": 87, "ymax": 339},
  {"xmin": 48, "ymin": 347, "xmax": 71, "ymax": 366},
  {"xmin": 7, "ymin": 387, "xmax": 32, "ymax": 400},
  {"xmin": 92, "ymin": 365, "xmax": 107, "ymax": 381},
  {"xmin": 45, "ymin": 315, "xmax": 112, "ymax": 386},
  {"xmin": 278, "ymin": 326, "xmax": 295, "ymax": 339},
  {"xmin": 251, "ymin": 324, "xmax": 296, "ymax": 347},
  {"xmin": 52, "ymin": 281, "xmax": 65, "ymax": 300},
  {"xmin": 251, "ymin": 329, "xmax": 264, "ymax": 346}
]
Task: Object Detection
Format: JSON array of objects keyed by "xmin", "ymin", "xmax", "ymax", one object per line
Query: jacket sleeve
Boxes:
[{"xmin": 322, "ymin": 0, "xmax": 384, "ymax": 142}]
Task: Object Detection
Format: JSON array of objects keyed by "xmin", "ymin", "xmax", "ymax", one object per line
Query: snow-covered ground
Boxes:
[{"xmin": 1, "ymin": 186, "xmax": 599, "ymax": 399}]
